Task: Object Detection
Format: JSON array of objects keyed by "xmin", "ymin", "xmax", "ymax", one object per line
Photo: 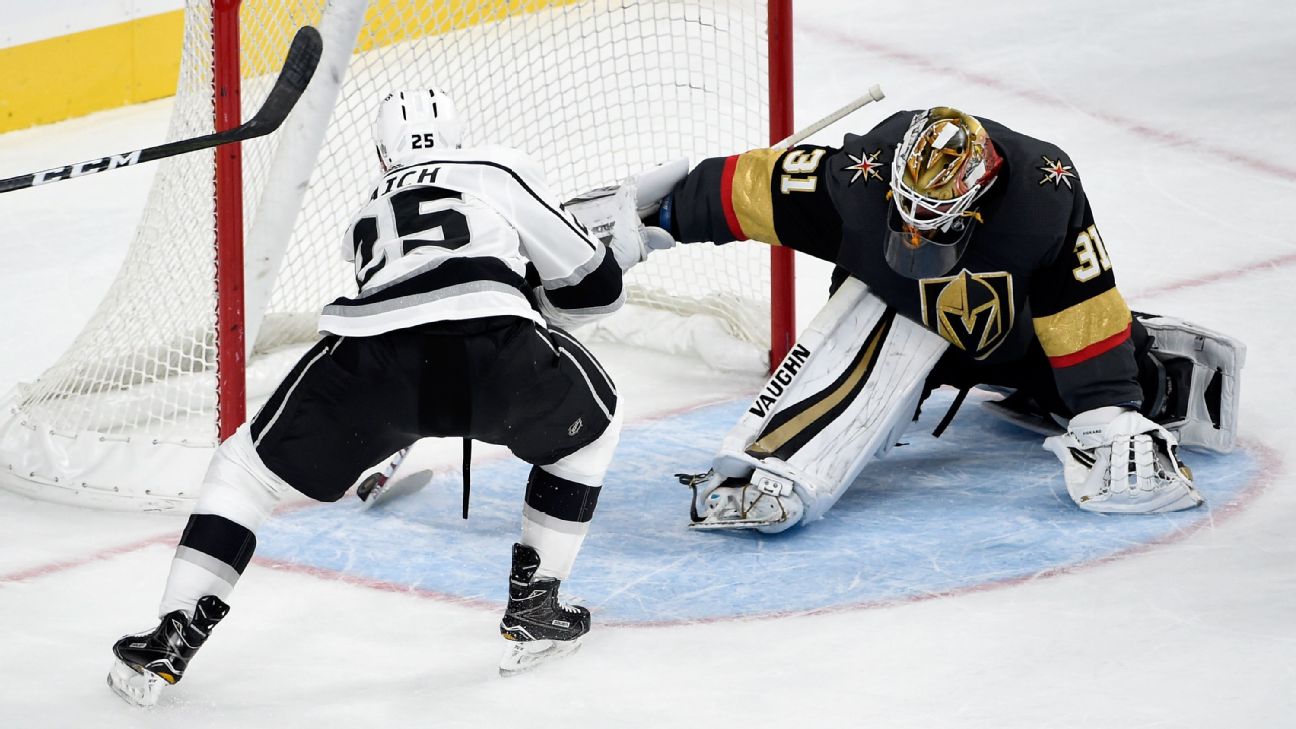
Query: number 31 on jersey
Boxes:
[
  {"xmin": 1071, "ymin": 224, "xmax": 1112, "ymax": 282},
  {"xmin": 779, "ymin": 149, "xmax": 826, "ymax": 194}
]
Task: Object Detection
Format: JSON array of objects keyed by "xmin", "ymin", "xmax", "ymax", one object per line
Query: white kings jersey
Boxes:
[{"xmin": 318, "ymin": 145, "xmax": 625, "ymax": 337}]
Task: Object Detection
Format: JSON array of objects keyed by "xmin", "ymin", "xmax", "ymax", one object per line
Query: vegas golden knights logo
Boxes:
[{"xmin": 919, "ymin": 269, "xmax": 1015, "ymax": 360}]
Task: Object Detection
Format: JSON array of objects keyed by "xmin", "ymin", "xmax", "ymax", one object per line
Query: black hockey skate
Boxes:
[
  {"xmin": 498, "ymin": 543, "xmax": 589, "ymax": 676},
  {"xmin": 107, "ymin": 594, "xmax": 229, "ymax": 706}
]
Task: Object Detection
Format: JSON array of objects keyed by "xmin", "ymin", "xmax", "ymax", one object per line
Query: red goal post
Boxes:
[
  {"xmin": 210, "ymin": 0, "xmax": 797, "ymax": 441},
  {"xmin": 0, "ymin": 0, "xmax": 795, "ymax": 510}
]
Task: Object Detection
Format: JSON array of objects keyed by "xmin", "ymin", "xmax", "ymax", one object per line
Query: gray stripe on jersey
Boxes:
[
  {"xmin": 539, "ymin": 245, "xmax": 605, "ymax": 288},
  {"xmin": 322, "ymin": 280, "xmax": 531, "ymax": 318},
  {"xmin": 537, "ymin": 288, "xmax": 626, "ymax": 330},
  {"xmin": 352, "ymin": 253, "xmax": 455, "ymax": 299}
]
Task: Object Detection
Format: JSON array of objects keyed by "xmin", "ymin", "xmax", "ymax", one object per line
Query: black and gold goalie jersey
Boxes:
[{"xmin": 669, "ymin": 110, "xmax": 1141, "ymax": 415}]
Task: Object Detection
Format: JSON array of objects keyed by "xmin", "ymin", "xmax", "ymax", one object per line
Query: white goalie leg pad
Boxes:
[
  {"xmin": 157, "ymin": 424, "xmax": 286, "ymax": 617},
  {"xmin": 697, "ymin": 278, "xmax": 949, "ymax": 530},
  {"xmin": 1136, "ymin": 313, "xmax": 1245, "ymax": 453}
]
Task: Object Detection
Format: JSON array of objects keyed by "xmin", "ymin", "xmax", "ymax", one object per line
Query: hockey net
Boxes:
[{"xmin": 0, "ymin": 0, "xmax": 787, "ymax": 510}]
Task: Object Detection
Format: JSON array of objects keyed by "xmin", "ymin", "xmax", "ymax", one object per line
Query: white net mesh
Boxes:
[{"xmin": 0, "ymin": 0, "xmax": 773, "ymax": 507}]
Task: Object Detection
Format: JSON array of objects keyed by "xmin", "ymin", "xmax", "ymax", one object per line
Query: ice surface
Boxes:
[{"xmin": 2, "ymin": 2, "xmax": 1294, "ymax": 727}]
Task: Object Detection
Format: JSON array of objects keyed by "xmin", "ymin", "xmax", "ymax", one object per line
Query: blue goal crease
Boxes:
[{"xmin": 255, "ymin": 392, "xmax": 1261, "ymax": 623}]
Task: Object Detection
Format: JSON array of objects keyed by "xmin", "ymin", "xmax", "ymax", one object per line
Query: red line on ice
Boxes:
[
  {"xmin": 0, "ymin": 397, "xmax": 741, "ymax": 587},
  {"xmin": 0, "ymin": 496, "xmax": 316, "ymax": 584},
  {"xmin": 2, "ymin": 420, "xmax": 1279, "ymax": 628},
  {"xmin": 252, "ymin": 556, "xmax": 500, "ymax": 612},
  {"xmin": 1128, "ymin": 250, "xmax": 1296, "ymax": 299},
  {"xmin": 0, "ymin": 532, "xmax": 176, "ymax": 583}
]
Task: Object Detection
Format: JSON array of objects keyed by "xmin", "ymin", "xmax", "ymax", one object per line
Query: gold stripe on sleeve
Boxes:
[
  {"xmin": 1033, "ymin": 287, "xmax": 1132, "ymax": 358},
  {"xmin": 731, "ymin": 149, "xmax": 784, "ymax": 246}
]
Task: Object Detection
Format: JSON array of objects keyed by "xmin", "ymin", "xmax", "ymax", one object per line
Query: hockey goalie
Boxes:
[{"xmin": 580, "ymin": 106, "xmax": 1245, "ymax": 533}]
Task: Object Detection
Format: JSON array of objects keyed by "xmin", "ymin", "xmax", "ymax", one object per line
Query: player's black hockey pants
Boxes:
[{"xmin": 249, "ymin": 315, "xmax": 618, "ymax": 502}]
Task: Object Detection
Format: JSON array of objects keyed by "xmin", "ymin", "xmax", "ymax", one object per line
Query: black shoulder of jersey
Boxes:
[
  {"xmin": 826, "ymin": 110, "xmax": 1088, "ymax": 270},
  {"xmin": 841, "ymin": 110, "xmax": 913, "ymax": 169},
  {"xmin": 826, "ymin": 112, "xmax": 912, "ymax": 199},
  {"xmin": 979, "ymin": 116, "xmax": 1085, "ymax": 211},
  {"xmin": 971, "ymin": 116, "xmax": 1089, "ymax": 265}
]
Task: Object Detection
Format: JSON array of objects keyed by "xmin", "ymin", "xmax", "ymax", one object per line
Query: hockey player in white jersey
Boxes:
[{"xmin": 107, "ymin": 88, "xmax": 675, "ymax": 705}]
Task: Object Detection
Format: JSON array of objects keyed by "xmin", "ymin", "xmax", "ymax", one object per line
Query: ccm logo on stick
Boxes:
[{"xmin": 33, "ymin": 151, "xmax": 143, "ymax": 186}]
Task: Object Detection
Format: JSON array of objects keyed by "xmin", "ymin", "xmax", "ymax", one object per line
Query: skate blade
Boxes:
[
  {"xmin": 498, "ymin": 638, "xmax": 582, "ymax": 677},
  {"xmin": 107, "ymin": 658, "xmax": 167, "ymax": 707},
  {"xmin": 688, "ymin": 515, "xmax": 788, "ymax": 531}
]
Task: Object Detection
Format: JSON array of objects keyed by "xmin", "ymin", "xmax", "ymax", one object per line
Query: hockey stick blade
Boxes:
[
  {"xmin": 240, "ymin": 25, "xmax": 323, "ymax": 135},
  {"xmin": 0, "ymin": 25, "xmax": 323, "ymax": 195}
]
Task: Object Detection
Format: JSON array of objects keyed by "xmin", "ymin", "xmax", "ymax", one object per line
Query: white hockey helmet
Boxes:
[{"xmin": 373, "ymin": 88, "xmax": 463, "ymax": 169}]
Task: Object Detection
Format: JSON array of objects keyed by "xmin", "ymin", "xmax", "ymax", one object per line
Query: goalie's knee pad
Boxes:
[
  {"xmin": 692, "ymin": 278, "xmax": 948, "ymax": 530},
  {"xmin": 1134, "ymin": 313, "xmax": 1245, "ymax": 453}
]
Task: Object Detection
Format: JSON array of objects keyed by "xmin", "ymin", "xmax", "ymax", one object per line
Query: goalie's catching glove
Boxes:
[
  {"xmin": 565, "ymin": 158, "xmax": 688, "ymax": 271},
  {"xmin": 1043, "ymin": 406, "xmax": 1203, "ymax": 513}
]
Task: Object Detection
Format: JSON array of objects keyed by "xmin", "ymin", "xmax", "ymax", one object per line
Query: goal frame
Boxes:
[{"xmin": 209, "ymin": 0, "xmax": 797, "ymax": 440}]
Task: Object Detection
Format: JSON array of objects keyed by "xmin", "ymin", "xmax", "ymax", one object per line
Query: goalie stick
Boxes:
[
  {"xmin": 0, "ymin": 25, "xmax": 323, "ymax": 195},
  {"xmin": 561, "ymin": 84, "xmax": 886, "ymax": 221},
  {"xmin": 774, "ymin": 83, "xmax": 885, "ymax": 150}
]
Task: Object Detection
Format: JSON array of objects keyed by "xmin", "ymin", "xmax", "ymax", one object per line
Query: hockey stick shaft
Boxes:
[
  {"xmin": 0, "ymin": 25, "xmax": 323, "ymax": 195},
  {"xmin": 773, "ymin": 83, "xmax": 885, "ymax": 150}
]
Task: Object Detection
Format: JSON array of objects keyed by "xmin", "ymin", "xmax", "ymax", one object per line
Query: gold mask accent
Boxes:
[{"xmin": 903, "ymin": 108, "xmax": 991, "ymax": 202}]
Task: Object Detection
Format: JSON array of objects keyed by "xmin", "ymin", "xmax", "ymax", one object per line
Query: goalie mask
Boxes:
[
  {"xmin": 374, "ymin": 88, "xmax": 463, "ymax": 170},
  {"xmin": 884, "ymin": 107, "xmax": 1002, "ymax": 279}
]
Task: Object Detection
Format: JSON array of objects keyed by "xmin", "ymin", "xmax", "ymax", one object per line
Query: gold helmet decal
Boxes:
[
  {"xmin": 906, "ymin": 109, "xmax": 985, "ymax": 198},
  {"xmin": 891, "ymin": 107, "xmax": 1002, "ymax": 231}
]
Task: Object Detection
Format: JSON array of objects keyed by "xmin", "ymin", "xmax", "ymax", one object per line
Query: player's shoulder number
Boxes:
[
  {"xmin": 1071, "ymin": 224, "xmax": 1112, "ymax": 282},
  {"xmin": 779, "ymin": 148, "xmax": 826, "ymax": 194}
]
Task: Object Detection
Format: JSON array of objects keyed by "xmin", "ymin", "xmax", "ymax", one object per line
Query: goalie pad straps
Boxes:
[
  {"xmin": 1134, "ymin": 313, "xmax": 1245, "ymax": 453},
  {"xmin": 712, "ymin": 278, "xmax": 949, "ymax": 523},
  {"xmin": 1044, "ymin": 408, "xmax": 1202, "ymax": 513}
]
